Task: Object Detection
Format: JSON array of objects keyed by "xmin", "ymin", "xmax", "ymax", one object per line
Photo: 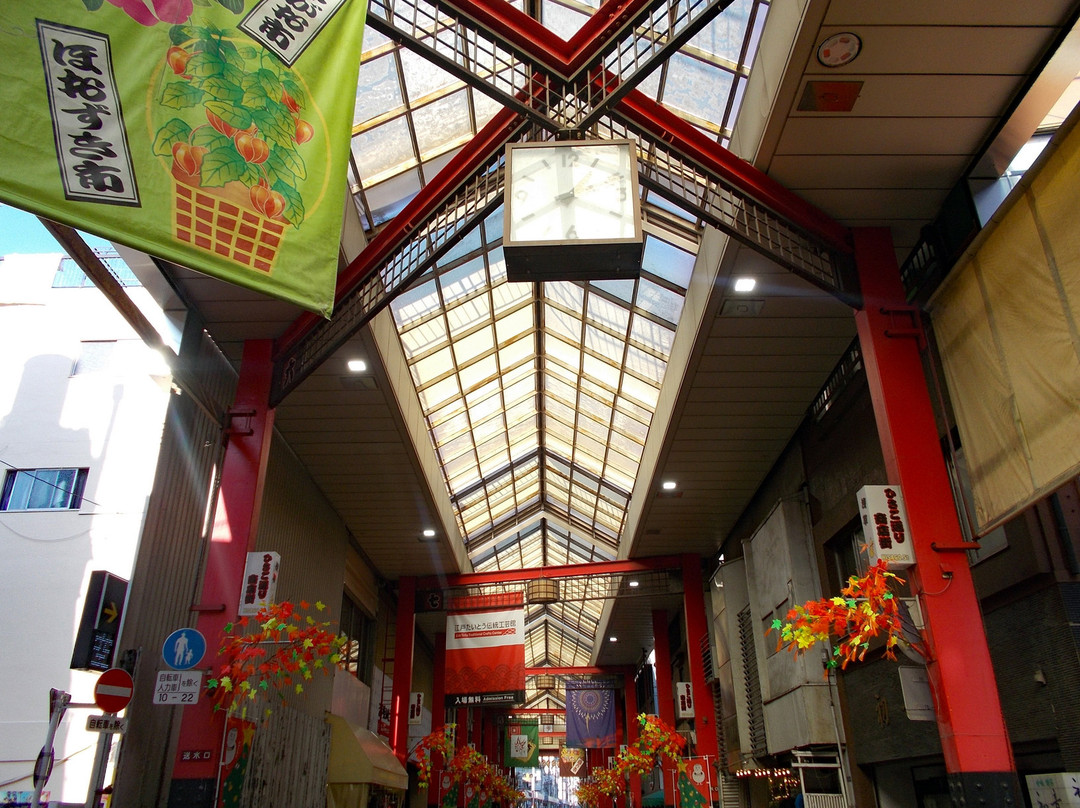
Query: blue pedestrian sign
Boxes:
[{"xmin": 162, "ymin": 628, "xmax": 206, "ymax": 671}]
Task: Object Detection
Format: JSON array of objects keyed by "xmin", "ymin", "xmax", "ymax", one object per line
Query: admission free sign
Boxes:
[{"xmin": 0, "ymin": 0, "xmax": 366, "ymax": 317}]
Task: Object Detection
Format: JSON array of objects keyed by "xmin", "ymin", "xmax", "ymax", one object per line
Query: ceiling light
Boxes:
[
  {"xmin": 661, "ymin": 480, "xmax": 677, "ymax": 490},
  {"xmin": 609, "ymin": 636, "xmax": 618, "ymax": 642},
  {"xmin": 733, "ymin": 277, "xmax": 756, "ymax": 293},
  {"xmin": 347, "ymin": 358, "xmax": 367, "ymax": 372},
  {"xmin": 628, "ymin": 580, "xmax": 640, "ymax": 588},
  {"xmin": 527, "ymin": 578, "xmax": 560, "ymax": 604},
  {"xmin": 422, "ymin": 528, "xmax": 436, "ymax": 537}
]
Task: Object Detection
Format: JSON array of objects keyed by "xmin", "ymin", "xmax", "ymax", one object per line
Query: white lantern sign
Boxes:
[{"xmin": 857, "ymin": 485, "xmax": 916, "ymax": 569}]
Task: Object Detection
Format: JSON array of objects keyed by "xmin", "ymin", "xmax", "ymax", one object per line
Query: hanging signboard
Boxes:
[
  {"xmin": 408, "ymin": 691, "xmax": 424, "ymax": 725},
  {"xmin": 675, "ymin": 682, "xmax": 694, "ymax": 718},
  {"xmin": 857, "ymin": 485, "xmax": 916, "ymax": 569},
  {"xmin": 238, "ymin": 551, "xmax": 280, "ymax": 616},
  {"xmin": 444, "ymin": 592, "xmax": 526, "ymax": 707},
  {"xmin": 0, "ymin": 0, "xmax": 367, "ymax": 317}
]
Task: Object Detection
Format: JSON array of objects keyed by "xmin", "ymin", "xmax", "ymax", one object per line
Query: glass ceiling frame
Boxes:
[{"xmin": 268, "ymin": 0, "xmax": 858, "ymax": 676}]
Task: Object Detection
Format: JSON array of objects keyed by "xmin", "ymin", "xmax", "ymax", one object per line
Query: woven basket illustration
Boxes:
[{"xmin": 172, "ymin": 173, "xmax": 285, "ymax": 273}]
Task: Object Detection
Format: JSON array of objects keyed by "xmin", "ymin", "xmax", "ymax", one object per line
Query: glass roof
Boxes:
[{"xmin": 353, "ymin": 0, "xmax": 771, "ymax": 673}]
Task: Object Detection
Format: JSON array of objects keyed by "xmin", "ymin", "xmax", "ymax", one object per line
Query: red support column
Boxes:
[
  {"xmin": 391, "ymin": 576, "xmax": 417, "ymax": 765},
  {"xmin": 624, "ymin": 672, "xmax": 642, "ymax": 808},
  {"xmin": 853, "ymin": 228, "xmax": 1019, "ymax": 804},
  {"xmin": 430, "ymin": 632, "xmax": 447, "ymax": 806},
  {"xmin": 651, "ymin": 610, "xmax": 676, "ymax": 807},
  {"xmin": 681, "ymin": 555, "xmax": 719, "ymax": 765},
  {"xmin": 171, "ymin": 340, "xmax": 275, "ymax": 805}
]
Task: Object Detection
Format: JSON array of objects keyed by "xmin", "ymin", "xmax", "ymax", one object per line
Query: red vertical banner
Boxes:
[
  {"xmin": 217, "ymin": 716, "xmax": 256, "ymax": 808},
  {"xmin": 680, "ymin": 757, "xmax": 717, "ymax": 805},
  {"xmin": 444, "ymin": 593, "xmax": 525, "ymax": 707}
]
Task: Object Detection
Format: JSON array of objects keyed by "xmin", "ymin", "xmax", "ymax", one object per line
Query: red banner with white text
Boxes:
[{"xmin": 445, "ymin": 593, "xmax": 525, "ymax": 707}]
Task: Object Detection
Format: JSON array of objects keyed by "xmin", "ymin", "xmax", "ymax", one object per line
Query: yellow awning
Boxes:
[{"xmin": 326, "ymin": 713, "xmax": 409, "ymax": 790}]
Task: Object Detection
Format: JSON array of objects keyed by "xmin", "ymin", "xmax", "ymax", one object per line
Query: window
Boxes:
[
  {"xmin": 53, "ymin": 253, "xmax": 140, "ymax": 288},
  {"xmin": 1, "ymin": 468, "xmax": 88, "ymax": 511},
  {"xmin": 72, "ymin": 341, "xmax": 116, "ymax": 376},
  {"xmin": 338, "ymin": 593, "xmax": 375, "ymax": 683}
]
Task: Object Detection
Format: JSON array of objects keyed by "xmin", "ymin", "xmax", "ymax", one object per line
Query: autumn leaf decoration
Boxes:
[
  {"xmin": 769, "ymin": 559, "xmax": 917, "ymax": 672},
  {"xmin": 413, "ymin": 725, "xmax": 524, "ymax": 805},
  {"xmin": 207, "ymin": 600, "xmax": 347, "ymax": 719},
  {"xmin": 413, "ymin": 724, "xmax": 456, "ymax": 788},
  {"xmin": 576, "ymin": 715, "xmax": 687, "ymax": 807}
]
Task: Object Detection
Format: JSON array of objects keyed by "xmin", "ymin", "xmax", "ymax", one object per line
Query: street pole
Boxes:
[
  {"xmin": 31, "ymin": 689, "xmax": 71, "ymax": 808},
  {"xmin": 84, "ymin": 730, "xmax": 115, "ymax": 808}
]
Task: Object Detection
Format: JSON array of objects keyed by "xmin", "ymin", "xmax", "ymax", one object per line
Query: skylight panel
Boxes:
[
  {"xmin": 351, "ymin": 116, "xmax": 415, "ymax": 180},
  {"xmin": 353, "ymin": 53, "xmax": 404, "ymax": 128}
]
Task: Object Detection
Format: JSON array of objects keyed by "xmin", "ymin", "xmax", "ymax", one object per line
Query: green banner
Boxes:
[
  {"xmin": 0, "ymin": 0, "xmax": 366, "ymax": 317},
  {"xmin": 504, "ymin": 719, "xmax": 539, "ymax": 768}
]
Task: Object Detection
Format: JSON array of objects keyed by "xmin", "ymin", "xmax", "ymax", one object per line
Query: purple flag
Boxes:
[{"xmin": 565, "ymin": 680, "xmax": 616, "ymax": 748}]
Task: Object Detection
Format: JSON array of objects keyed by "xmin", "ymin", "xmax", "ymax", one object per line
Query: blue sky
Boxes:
[{"xmin": 1, "ymin": 203, "xmax": 112, "ymax": 257}]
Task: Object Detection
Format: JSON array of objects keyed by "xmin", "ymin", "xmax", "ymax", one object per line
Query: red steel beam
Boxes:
[
  {"xmin": 526, "ymin": 666, "xmax": 633, "ymax": 676},
  {"xmin": 415, "ymin": 554, "xmax": 684, "ymax": 589},
  {"xmin": 275, "ymin": 105, "xmax": 527, "ymax": 356},
  {"xmin": 442, "ymin": 0, "xmax": 656, "ymax": 78},
  {"xmin": 616, "ymin": 89, "xmax": 852, "ymax": 254}
]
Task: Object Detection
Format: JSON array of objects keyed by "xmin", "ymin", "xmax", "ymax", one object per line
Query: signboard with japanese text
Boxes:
[
  {"xmin": 1025, "ymin": 773, "xmax": 1080, "ymax": 808},
  {"xmin": 0, "ymin": 0, "xmax": 367, "ymax": 317},
  {"xmin": 86, "ymin": 714, "xmax": 126, "ymax": 733},
  {"xmin": 445, "ymin": 593, "xmax": 526, "ymax": 707},
  {"xmin": 155, "ymin": 669, "xmax": 203, "ymax": 704},
  {"xmin": 675, "ymin": 682, "xmax": 694, "ymax": 718},
  {"xmin": 857, "ymin": 485, "xmax": 916, "ymax": 569},
  {"xmin": 238, "ymin": 551, "xmax": 280, "ymax": 616}
]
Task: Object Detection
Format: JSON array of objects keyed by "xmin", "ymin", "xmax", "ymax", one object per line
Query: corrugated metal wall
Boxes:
[
  {"xmin": 113, "ymin": 323, "xmax": 237, "ymax": 808},
  {"xmin": 249, "ymin": 431, "xmax": 352, "ymax": 719},
  {"xmin": 112, "ymin": 320, "xmax": 360, "ymax": 806}
]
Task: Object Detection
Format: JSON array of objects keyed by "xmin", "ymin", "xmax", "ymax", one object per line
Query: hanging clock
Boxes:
[{"xmin": 503, "ymin": 139, "xmax": 644, "ymax": 282}]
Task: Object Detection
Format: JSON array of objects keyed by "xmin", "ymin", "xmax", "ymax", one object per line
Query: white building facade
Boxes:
[{"xmin": 0, "ymin": 252, "xmax": 171, "ymax": 805}]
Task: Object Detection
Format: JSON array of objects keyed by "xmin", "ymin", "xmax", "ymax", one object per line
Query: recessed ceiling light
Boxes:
[
  {"xmin": 347, "ymin": 359, "xmax": 367, "ymax": 373},
  {"xmin": 609, "ymin": 636, "xmax": 618, "ymax": 642},
  {"xmin": 662, "ymin": 480, "xmax": 677, "ymax": 490},
  {"xmin": 733, "ymin": 277, "xmax": 756, "ymax": 293},
  {"xmin": 628, "ymin": 580, "xmax": 640, "ymax": 588},
  {"xmin": 422, "ymin": 528, "xmax": 436, "ymax": 537}
]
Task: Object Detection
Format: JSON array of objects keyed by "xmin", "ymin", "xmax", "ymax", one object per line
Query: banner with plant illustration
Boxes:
[{"xmin": 0, "ymin": 0, "xmax": 366, "ymax": 317}]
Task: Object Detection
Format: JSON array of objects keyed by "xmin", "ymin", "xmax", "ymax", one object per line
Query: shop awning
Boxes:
[{"xmin": 326, "ymin": 714, "xmax": 409, "ymax": 790}]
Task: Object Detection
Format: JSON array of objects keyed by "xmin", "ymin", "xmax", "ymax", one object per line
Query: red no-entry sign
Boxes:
[{"xmin": 94, "ymin": 668, "xmax": 134, "ymax": 713}]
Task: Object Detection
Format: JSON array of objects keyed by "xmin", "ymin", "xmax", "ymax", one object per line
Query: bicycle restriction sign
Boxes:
[{"xmin": 154, "ymin": 670, "xmax": 203, "ymax": 705}]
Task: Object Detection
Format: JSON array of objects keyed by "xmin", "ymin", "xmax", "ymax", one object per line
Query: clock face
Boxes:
[{"xmin": 505, "ymin": 141, "xmax": 640, "ymax": 245}]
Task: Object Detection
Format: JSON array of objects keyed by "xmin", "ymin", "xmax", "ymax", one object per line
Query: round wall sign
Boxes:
[{"xmin": 817, "ymin": 32, "xmax": 862, "ymax": 67}]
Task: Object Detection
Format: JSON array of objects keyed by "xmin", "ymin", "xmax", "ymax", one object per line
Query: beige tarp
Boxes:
[
  {"xmin": 326, "ymin": 713, "xmax": 409, "ymax": 790},
  {"xmin": 929, "ymin": 110, "xmax": 1080, "ymax": 532}
]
